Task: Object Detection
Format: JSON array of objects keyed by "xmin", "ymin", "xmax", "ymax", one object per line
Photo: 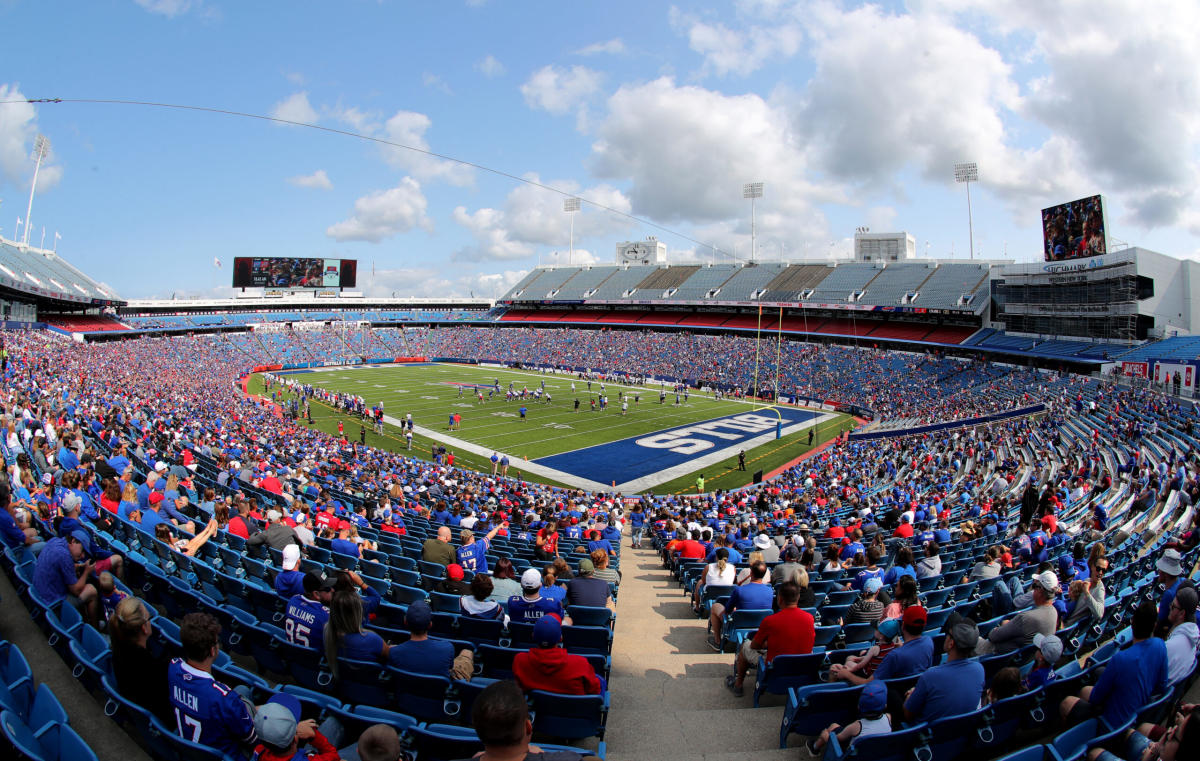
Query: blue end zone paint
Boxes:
[{"xmin": 534, "ymin": 406, "xmax": 820, "ymax": 485}]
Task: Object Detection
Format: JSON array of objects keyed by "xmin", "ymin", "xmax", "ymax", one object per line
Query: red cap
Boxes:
[
  {"xmin": 447, "ymin": 564, "xmax": 464, "ymax": 581},
  {"xmin": 902, "ymin": 605, "xmax": 927, "ymax": 631},
  {"xmin": 148, "ymin": 492, "xmax": 164, "ymax": 505}
]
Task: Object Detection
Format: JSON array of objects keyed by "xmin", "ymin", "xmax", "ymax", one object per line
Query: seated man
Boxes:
[
  {"xmin": 566, "ymin": 558, "xmax": 613, "ymax": 609},
  {"xmin": 708, "ymin": 560, "xmax": 772, "ymax": 651},
  {"xmin": 508, "ymin": 568, "xmax": 567, "ymax": 624},
  {"xmin": 1166, "ymin": 586, "xmax": 1199, "ymax": 686},
  {"xmin": 273, "ymin": 544, "xmax": 306, "ymax": 598},
  {"xmin": 387, "ymin": 601, "xmax": 474, "ymax": 680},
  {"xmin": 831, "ymin": 606, "xmax": 932, "ymax": 685},
  {"xmin": 1086, "ymin": 703, "xmax": 1198, "ymax": 761},
  {"xmin": 167, "ymin": 612, "xmax": 257, "ymax": 758},
  {"xmin": 724, "ymin": 581, "xmax": 815, "ymax": 697},
  {"xmin": 1061, "ymin": 601, "xmax": 1168, "ymax": 727},
  {"xmin": 459, "ymin": 680, "xmax": 600, "ymax": 761},
  {"xmin": 977, "ymin": 570, "xmax": 1060, "ymax": 655},
  {"xmin": 904, "ymin": 620, "xmax": 986, "ymax": 724},
  {"xmin": 512, "ymin": 616, "xmax": 605, "ymax": 695},
  {"xmin": 33, "ymin": 530, "xmax": 98, "ymax": 624}
]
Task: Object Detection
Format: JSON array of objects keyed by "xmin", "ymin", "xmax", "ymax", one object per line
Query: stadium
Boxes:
[{"xmin": 3, "ymin": 5, "xmax": 1200, "ymax": 761}]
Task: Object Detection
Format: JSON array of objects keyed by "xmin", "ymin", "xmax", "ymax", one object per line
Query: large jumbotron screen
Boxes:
[
  {"xmin": 1041, "ymin": 195, "xmax": 1107, "ymax": 262},
  {"xmin": 232, "ymin": 257, "xmax": 357, "ymax": 288}
]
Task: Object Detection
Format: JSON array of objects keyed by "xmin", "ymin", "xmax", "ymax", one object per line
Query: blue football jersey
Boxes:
[
  {"xmin": 167, "ymin": 659, "xmax": 255, "ymax": 759},
  {"xmin": 456, "ymin": 539, "xmax": 490, "ymax": 573},
  {"xmin": 284, "ymin": 594, "xmax": 329, "ymax": 650},
  {"xmin": 507, "ymin": 595, "xmax": 564, "ymax": 623}
]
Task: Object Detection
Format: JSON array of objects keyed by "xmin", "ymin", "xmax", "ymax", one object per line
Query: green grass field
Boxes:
[{"xmin": 250, "ymin": 362, "xmax": 851, "ymax": 495}]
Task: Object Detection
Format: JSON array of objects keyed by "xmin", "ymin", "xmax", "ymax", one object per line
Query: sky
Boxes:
[{"xmin": 1, "ymin": 0, "xmax": 1199, "ymax": 301}]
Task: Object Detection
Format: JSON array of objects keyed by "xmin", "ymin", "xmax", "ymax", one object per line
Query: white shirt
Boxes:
[{"xmin": 705, "ymin": 562, "xmax": 736, "ymax": 587}]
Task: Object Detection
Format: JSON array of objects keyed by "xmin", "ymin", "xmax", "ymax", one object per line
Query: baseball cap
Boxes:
[
  {"xmin": 447, "ymin": 564, "xmax": 465, "ymax": 581},
  {"xmin": 858, "ymin": 680, "xmax": 887, "ymax": 714},
  {"xmin": 41, "ymin": 472, "xmax": 53, "ymax": 485},
  {"xmin": 61, "ymin": 492, "xmax": 82, "ymax": 513},
  {"xmin": 266, "ymin": 509, "xmax": 282, "ymax": 523},
  {"xmin": 533, "ymin": 615, "xmax": 563, "ymax": 647},
  {"xmin": 864, "ymin": 577, "xmax": 883, "ymax": 594},
  {"xmin": 282, "ymin": 544, "xmax": 301, "ymax": 571},
  {"xmin": 254, "ymin": 695, "xmax": 301, "ymax": 750},
  {"xmin": 902, "ymin": 605, "xmax": 927, "ymax": 632},
  {"xmin": 521, "ymin": 568, "xmax": 543, "ymax": 589},
  {"xmin": 1033, "ymin": 571, "xmax": 1060, "ymax": 595},
  {"xmin": 1157, "ymin": 548, "xmax": 1184, "ymax": 577},
  {"xmin": 68, "ymin": 529, "xmax": 92, "ymax": 556},
  {"xmin": 148, "ymin": 492, "xmax": 164, "ymax": 505},
  {"xmin": 949, "ymin": 620, "xmax": 980, "ymax": 651},
  {"xmin": 154, "ymin": 461, "xmax": 168, "ymax": 472},
  {"xmin": 876, "ymin": 618, "xmax": 901, "ymax": 640},
  {"xmin": 1033, "ymin": 633, "xmax": 1063, "ymax": 664},
  {"xmin": 578, "ymin": 558, "xmax": 595, "ymax": 575},
  {"xmin": 405, "ymin": 601, "xmax": 432, "ymax": 631}
]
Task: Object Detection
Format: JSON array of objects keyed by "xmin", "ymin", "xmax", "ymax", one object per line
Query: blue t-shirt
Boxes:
[
  {"xmin": 273, "ymin": 570, "xmax": 305, "ymax": 598},
  {"xmin": 873, "ymin": 636, "xmax": 935, "ymax": 681},
  {"xmin": 330, "ymin": 538, "xmax": 360, "ymax": 558},
  {"xmin": 507, "ymin": 595, "xmax": 564, "ymax": 624},
  {"xmin": 284, "ymin": 594, "xmax": 329, "ymax": 650},
  {"xmin": 32, "ymin": 537, "xmax": 77, "ymax": 604},
  {"xmin": 839, "ymin": 541, "xmax": 864, "ymax": 561},
  {"xmin": 883, "ymin": 565, "xmax": 915, "ymax": 586},
  {"xmin": 1159, "ymin": 579, "xmax": 1182, "ymax": 623},
  {"xmin": 727, "ymin": 582, "xmax": 774, "ymax": 612},
  {"xmin": 587, "ymin": 538, "xmax": 614, "ymax": 556},
  {"xmin": 167, "ymin": 659, "xmax": 255, "ymax": 759},
  {"xmin": 541, "ymin": 584, "xmax": 567, "ymax": 604},
  {"xmin": 1089, "ymin": 638, "xmax": 1169, "ymax": 726},
  {"xmin": 339, "ymin": 631, "xmax": 386, "ymax": 662},
  {"xmin": 630, "ymin": 511, "xmax": 646, "ymax": 528},
  {"xmin": 906, "ymin": 657, "xmax": 985, "ymax": 723},
  {"xmin": 0, "ymin": 507, "xmax": 27, "ymax": 549},
  {"xmin": 457, "ymin": 539, "xmax": 490, "ymax": 573},
  {"xmin": 388, "ymin": 637, "xmax": 454, "ymax": 675}
]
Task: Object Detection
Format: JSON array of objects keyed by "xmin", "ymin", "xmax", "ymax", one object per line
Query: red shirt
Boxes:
[
  {"xmin": 538, "ymin": 529, "xmax": 559, "ymax": 555},
  {"xmin": 894, "ymin": 523, "xmax": 913, "ymax": 539},
  {"xmin": 314, "ymin": 512, "xmax": 337, "ymax": 531},
  {"xmin": 512, "ymin": 647, "xmax": 603, "ymax": 695},
  {"xmin": 677, "ymin": 539, "xmax": 706, "ymax": 560},
  {"xmin": 751, "ymin": 607, "xmax": 816, "ymax": 663}
]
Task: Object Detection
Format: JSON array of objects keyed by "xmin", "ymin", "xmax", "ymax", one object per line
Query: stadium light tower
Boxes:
[
  {"xmin": 743, "ymin": 182, "xmax": 763, "ymax": 262},
  {"xmin": 954, "ymin": 162, "xmax": 978, "ymax": 261},
  {"xmin": 564, "ymin": 197, "xmax": 581, "ymax": 266},
  {"xmin": 22, "ymin": 135, "xmax": 50, "ymax": 247}
]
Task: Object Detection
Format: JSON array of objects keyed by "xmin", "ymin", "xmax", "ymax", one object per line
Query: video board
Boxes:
[
  {"xmin": 1041, "ymin": 195, "xmax": 1106, "ymax": 262},
  {"xmin": 232, "ymin": 257, "xmax": 357, "ymax": 289}
]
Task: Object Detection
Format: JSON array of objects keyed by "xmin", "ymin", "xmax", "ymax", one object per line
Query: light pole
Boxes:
[
  {"xmin": 564, "ymin": 197, "xmax": 580, "ymax": 266},
  {"xmin": 743, "ymin": 182, "xmax": 763, "ymax": 262},
  {"xmin": 23, "ymin": 135, "xmax": 50, "ymax": 246},
  {"xmin": 954, "ymin": 162, "xmax": 978, "ymax": 261}
]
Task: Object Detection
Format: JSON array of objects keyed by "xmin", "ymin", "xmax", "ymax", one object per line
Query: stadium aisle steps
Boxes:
[
  {"xmin": 0, "ymin": 569, "xmax": 151, "ymax": 761},
  {"xmin": 604, "ymin": 539, "xmax": 795, "ymax": 761}
]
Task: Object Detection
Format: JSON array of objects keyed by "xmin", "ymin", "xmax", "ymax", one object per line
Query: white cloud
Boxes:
[
  {"xmin": 590, "ymin": 77, "xmax": 834, "ymax": 242},
  {"xmin": 576, "ymin": 38, "xmax": 625, "ymax": 56},
  {"xmin": 133, "ymin": 0, "xmax": 195, "ymax": 17},
  {"xmin": 362, "ymin": 267, "xmax": 528, "ymax": 299},
  {"xmin": 269, "ymin": 91, "xmax": 319, "ymax": 125},
  {"xmin": 380, "ymin": 111, "xmax": 474, "ymax": 186},
  {"xmin": 422, "ymin": 72, "xmax": 453, "ymax": 95},
  {"xmin": 326, "ymin": 104, "xmax": 382, "ymax": 134},
  {"xmin": 476, "ymin": 55, "xmax": 506, "ymax": 78},
  {"xmin": 451, "ymin": 206, "xmax": 534, "ymax": 262},
  {"xmin": 520, "ymin": 65, "xmax": 603, "ymax": 115},
  {"xmin": 326, "ymin": 178, "xmax": 432, "ymax": 243},
  {"xmin": 287, "ymin": 170, "xmax": 332, "ymax": 190},
  {"xmin": 0, "ymin": 84, "xmax": 63, "ymax": 193},
  {"xmin": 670, "ymin": 7, "xmax": 803, "ymax": 77},
  {"xmin": 450, "ymin": 176, "xmax": 634, "ymax": 262}
]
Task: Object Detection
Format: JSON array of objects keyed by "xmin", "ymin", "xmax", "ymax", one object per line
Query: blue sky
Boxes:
[{"xmin": 1, "ymin": 0, "xmax": 1198, "ymax": 300}]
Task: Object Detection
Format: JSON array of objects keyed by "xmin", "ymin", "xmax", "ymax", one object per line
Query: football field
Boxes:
[{"xmin": 265, "ymin": 362, "xmax": 850, "ymax": 494}]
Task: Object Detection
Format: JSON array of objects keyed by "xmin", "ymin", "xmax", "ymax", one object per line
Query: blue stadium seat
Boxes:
[
  {"xmin": 1, "ymin": 711, "xmax": 96, "ymax": 761},
  {"xmin": 780, "ymin": 683, "xmax": 864, "ymax": 747},
  {"xmin": 753, "ymin": 652, "xmax": 825, "ymax": 707},
  {"xmin": 823, "ymin": 720, "xmax": 927, "ymax": 761},
  {"xmin": 528, "ymin": 689, "xmax": 609, "ymax": 740}
]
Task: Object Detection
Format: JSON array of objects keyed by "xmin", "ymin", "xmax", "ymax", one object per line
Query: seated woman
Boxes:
[{"xmin": 154, "ymin": 517, "xmax": 219, "ymax": 557}]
